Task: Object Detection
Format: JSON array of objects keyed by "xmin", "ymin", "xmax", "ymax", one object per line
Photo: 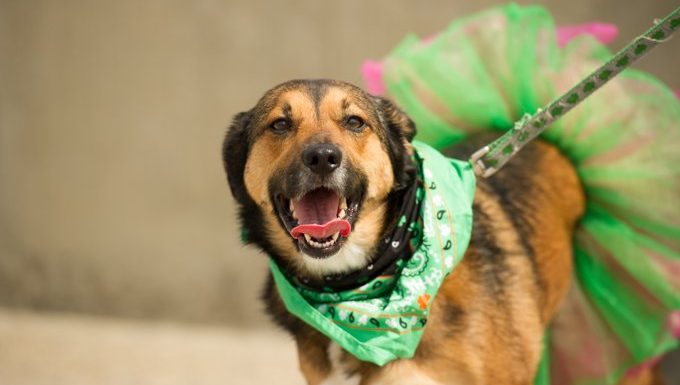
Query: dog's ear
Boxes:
[
  {"xmin": 374, "ymin": 96, "xmax": 416, "ymax": 143},
  {"xmin": 222, "ymin": 111, "xmax": 252, "ymax": 204},
  {"xmin": 374, "ymin": 96, "xmax": 417, "ymax": 191}
]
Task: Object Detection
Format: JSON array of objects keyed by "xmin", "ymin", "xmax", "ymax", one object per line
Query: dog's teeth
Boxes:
[
  {"xmin": 302, "ymin": 233, "xmax": 341, "ymax": 249},
  {"xmin": 338, "ymin": 208, "xmax": 346, "ymax": 219},
  {"xmin": 291, "ymin": 209, "xmax": 297, "ymax": 220},
  {"xmin": 339, "ymin": 198, "xmax": 347, "ymax": 211},
  {"xmin": 304, "ymin": 234, "xmax": 323, "ymax": 249}
]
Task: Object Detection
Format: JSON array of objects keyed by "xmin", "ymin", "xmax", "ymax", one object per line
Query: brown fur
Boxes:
[{"xmin": 223, "ymin": 80, "xmax": 664, "ymax": 385}]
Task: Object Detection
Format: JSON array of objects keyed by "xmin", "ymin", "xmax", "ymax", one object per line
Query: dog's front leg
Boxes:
[
  {"xmin": 297, "ymin": 336, "xmax": 363, "ymax": 385},
  {"xmin": 295, "ymin": 335, "xmax": 334, "ymax": 385}
]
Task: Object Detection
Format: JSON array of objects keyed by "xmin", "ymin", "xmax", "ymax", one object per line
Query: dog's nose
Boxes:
[{"xmin": 302, "ymin": 143, "xmax": 342, "ymax": 176}]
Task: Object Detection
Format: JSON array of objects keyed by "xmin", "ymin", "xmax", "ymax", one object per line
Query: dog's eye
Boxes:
[
  {"xmin": 345, "ymin": 116, "xmax": 365, "ymax": 132},
  {"xmin": 270, "ymin": 118, "xmax": 291, "ymax": 134}
]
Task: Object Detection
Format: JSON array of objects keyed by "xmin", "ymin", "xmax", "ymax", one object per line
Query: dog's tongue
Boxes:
[
  {"xmin": 290, "ymin": 219, "xmax": 351, "ymax": 239},
  {"xmin": 290, "ymin": 189, "xmax": 351, "ymax": 239}
]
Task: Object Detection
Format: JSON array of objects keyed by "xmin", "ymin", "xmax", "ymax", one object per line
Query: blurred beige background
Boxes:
[{"xmin": 0, "ymin": 0, "xmax": 678, "ymax": 384}]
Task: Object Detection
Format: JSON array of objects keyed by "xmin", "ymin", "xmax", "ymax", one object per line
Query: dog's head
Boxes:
[{"xmin": 223, "ymin": 79, "xmax": 415, "ymax": 277}]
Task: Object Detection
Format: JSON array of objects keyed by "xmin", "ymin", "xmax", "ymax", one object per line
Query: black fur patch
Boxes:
[
  {"xmin": 261, "ymin": 273, "xmax": 306, "ymax": 334},
  {"xmin": 223, "ymin": 111, "xmax": 252, "ymax": 205},
  {"xmin": 467, "ymin": 201, "xmax": 511, "ymax": 297},
  {"xmin": 485, "ymin": 154, "xmax": 545, "ymax": 295},
  {"xmin": 222, "ymin": 109, "xmax": 290, "ymax": 269},
  {"xmin": 373, "ymin": 96, "xmax": 417, "ymax": 191},
  {"xmin": 445, "ymin": 135, "xmax": 545, "ymax": 299}
]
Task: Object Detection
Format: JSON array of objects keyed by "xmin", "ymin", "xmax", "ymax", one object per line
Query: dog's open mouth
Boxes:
[{"xmin": 274, "ymin": 188, "xmax": 360, "ymax": 258}]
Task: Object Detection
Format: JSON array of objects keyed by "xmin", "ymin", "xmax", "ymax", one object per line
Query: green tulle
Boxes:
[{"xmin": 377, "ymin": 4, "xmax": 680, "ymax": 385}]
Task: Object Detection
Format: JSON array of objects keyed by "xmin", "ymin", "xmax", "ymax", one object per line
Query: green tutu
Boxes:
[{"xmin": 363, "ymin": 4, "xmax": 680, "ymax": 385}]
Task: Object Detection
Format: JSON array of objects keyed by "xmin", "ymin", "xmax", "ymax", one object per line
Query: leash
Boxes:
[{"xmin": 470, "ymin": 5, "xmax": 680, "ymax": 178}]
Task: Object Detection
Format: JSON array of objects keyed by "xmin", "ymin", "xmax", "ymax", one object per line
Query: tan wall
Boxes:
[{"xmin": 1, "ymin": 0, "xmax": 678, "ymax": 326}]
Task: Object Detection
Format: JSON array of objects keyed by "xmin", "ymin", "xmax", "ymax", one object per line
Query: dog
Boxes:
[{"xmin": 222, "ymin": 79, "xmax": 663, "ymax": 385}]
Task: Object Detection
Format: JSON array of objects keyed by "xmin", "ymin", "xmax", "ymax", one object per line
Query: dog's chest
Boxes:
[
  {"xmin": 320, "ymin": 343, "xmax": 361, "ymax": 385},
  {"xmin": 320, "ymin": 343, "xmax": 444, "ymax": 385}
]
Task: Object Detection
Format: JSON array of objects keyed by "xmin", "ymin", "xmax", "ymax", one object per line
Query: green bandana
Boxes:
[{"xmin": 269, "ymin": 141, "xmax": 475, "ymax": 365}]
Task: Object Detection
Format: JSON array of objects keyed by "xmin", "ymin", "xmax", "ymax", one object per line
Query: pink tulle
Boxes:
[
  {"xmin": 361, "ymin": 60, "xmax": 386, "ymax": 95},
  {"xmin": 669, "ymin": 310, "xmax": 680, "ymax": 338},
  {"xmin": 422, "ymin": 33, "xmax": 438, "ymax": 44},
  {"xmin": 556, "ymin": 23, "xmax": 618, "ymax": 47}
]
